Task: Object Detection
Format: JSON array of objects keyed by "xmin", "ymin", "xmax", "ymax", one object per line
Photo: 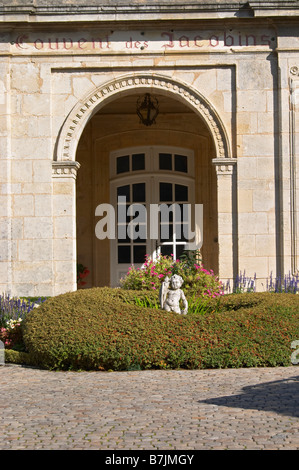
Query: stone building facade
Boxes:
[{"xmin": 0, "ymin": 0, "xmax": 299, "ymax": 296}]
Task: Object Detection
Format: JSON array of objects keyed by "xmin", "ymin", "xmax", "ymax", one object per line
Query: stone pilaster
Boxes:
[
  {"xmin": 289, "ymin": 67, "xmax": 299, "ymax": 275},
  {"xmin": 52, "ymin": 161, "xmax": 80, "ymax": 295},
  {"xmin": 212, "ymin": 158, "xmax": 238, "ymax": 285},
  {"xmin": 0, "ymin": 60, "xmax": 12, "ymax": 295}
]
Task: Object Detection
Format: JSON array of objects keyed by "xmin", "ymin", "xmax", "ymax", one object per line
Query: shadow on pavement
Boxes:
[{"xmin": 199, "ymin": 374, "xmax": 299, "ymax": 418}]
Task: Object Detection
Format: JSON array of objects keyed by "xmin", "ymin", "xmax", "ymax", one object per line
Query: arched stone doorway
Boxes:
[
  {"xmin": 54, "ymin": 74, "xmax": 236, "ymax": 290},
  {"xmin": 76, "ymin": 92, "xmax": 218, "ymax": 287}
]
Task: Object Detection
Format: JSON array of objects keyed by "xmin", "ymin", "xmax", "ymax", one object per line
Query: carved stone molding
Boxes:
[
  {"xmin": 290, "ymin": 66, "xmax": 299, "ymax": 76},
  {"xmin": 212, "ymin": 157, "xmax": 237, "ymax": 175},
  {"xmin": 52, "ymin": 161, "xmax": 81, "ymax": 178},
  {"xmin": 55, "ymin": 73, "xmax": 232, "ymax": 163}
]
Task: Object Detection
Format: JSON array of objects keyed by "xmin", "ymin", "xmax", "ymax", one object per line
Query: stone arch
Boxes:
[{"xmin": 55, "ymin": 72, "xmax": 232, "ymax": 163}]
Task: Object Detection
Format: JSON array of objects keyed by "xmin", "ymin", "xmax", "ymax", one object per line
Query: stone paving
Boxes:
[{"xmin": 0, "ymin": 365, "xmax": 298, "ymax": 450}]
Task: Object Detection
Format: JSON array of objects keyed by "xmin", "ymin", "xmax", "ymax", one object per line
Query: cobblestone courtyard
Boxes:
[{"xmin": 0, "ymin": 365, "xmax": 298, "ymax": 450}]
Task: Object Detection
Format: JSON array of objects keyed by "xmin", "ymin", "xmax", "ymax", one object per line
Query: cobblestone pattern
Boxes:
[{"xmin": 0, "ymin": 365, "xmax": 298, "ymax": 450}]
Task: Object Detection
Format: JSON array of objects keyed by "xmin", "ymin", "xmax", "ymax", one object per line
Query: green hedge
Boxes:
[
  {"xmin": 19, "ymin": 288, "xmax": 299, "ymax": 371},
  {"xmin": 4, "ymin": 349, "xmax": 36, "ymax": 366}
]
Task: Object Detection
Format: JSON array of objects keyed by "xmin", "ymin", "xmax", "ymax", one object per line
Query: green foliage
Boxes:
[
  {"xmin": 176, "ymin": 249, "xmax": 202, "ymax": 269},
  {"xmin": 187, "ymin": 293, "xmax": 219, "ymax": 315},
  {"xmin": 120, "ymin": 254, "xmax": 224, "ymax": 299},
  {"xmin": 4, "ymin": 349, "xmax": 36, "ymax": 366},
  {"xmin": 129, "ymin": 290, "xmax": 217, "ymax": 315},
  {"xmin": 20, "ymin": 288, "xmax": 299, "ymax": 371},
  {"xmin": 77, "ymin": 263, "xmax": 90, "ymax": 287},
  {"xmin": 130, "ymin": 295, "xmax": 160, "ymax": 310}
]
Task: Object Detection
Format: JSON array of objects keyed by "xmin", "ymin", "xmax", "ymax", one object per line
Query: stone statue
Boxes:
[{"xmin": 159, "ymin": 274, "xmax": 188, "ymax": 315}]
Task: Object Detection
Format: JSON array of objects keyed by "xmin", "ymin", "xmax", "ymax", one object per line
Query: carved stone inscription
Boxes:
[{"xmin": 12, "ymin": 29, "xmax": 276, "ymax": 54}]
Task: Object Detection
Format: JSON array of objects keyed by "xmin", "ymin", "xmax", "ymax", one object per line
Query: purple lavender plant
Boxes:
[
  {"xmin": 226, "ymin": 271, "xmax": 298, "ymax": 295},
  {"xmin": 0, "ymin": 294, "xmax": 46, "ymax": 327},
  {"xmin": 226, "ymin": 270, "xmax": 256, "ymax": 294},
  {"xmin": 268, "ymin": 271, "xmax": 299, "ymax": 294}
]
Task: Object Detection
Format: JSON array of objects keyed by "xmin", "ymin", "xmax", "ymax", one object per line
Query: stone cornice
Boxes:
[
  {"xmin": 0, "ymin": 1, "xmax": 299, "ymax": 23},
  {"xmin": 52, "ymin": 161, "xmax": 81, "ymax": 178},
  {"xmin": 212, "ymin": 157, "xmax": 237, "ymax": 175}
]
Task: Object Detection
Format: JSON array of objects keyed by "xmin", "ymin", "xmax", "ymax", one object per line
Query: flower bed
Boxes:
[
  {"xmin": 0, "ymin": 294, "xmax": 46, "ymax": 352},
  {"xmin": 0, "ymin": 319, "xmax": 23, "ymax": 350},
  {"xmin": 120, "ymin": 254, "xmax": 224, "ymax": 299}
]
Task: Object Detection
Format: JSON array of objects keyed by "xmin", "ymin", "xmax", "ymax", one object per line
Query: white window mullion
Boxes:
[{"xmin": 173, "ymin": 231, "xmax": 177, "ymax": 260}]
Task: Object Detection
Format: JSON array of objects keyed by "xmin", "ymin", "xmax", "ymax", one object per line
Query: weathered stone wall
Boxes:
[{"xmin": 0, "ymin": 16, "xmax": 298, "ymax": 295}]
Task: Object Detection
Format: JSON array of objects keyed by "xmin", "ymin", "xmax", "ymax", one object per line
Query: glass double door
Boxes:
[{"xmin": 110, "ymin": 147, "xmax": 194, "ymax": 286}]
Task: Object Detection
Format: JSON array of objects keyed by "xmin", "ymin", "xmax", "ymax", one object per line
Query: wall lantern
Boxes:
[{"xmin": 136, "ymin": 93, "xmax": 159, "ymax": 126}]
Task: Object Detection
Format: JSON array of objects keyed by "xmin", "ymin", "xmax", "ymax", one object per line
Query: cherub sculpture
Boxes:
[{"xmin": 159, "ymin": 274, "xmax": 188, "ymax": 315}]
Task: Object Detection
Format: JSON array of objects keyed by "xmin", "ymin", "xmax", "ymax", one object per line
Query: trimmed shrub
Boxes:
[
  {"xmin": 4, "ymin": 349, "xmax": 36, "ymax": 367},
  {"xmin": 21, "ymin": 288, "xmax": 299, "ymax": 371}
]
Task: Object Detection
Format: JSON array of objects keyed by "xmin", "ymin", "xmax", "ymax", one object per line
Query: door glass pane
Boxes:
[
  {"xmin": 134, "ymin": 231, "xmax": 147, "ymax": 243},
  {"xmin": 117, "ymin": 155, "xmax": 130, "ymax": 174},
  {"xmin": 132, "ymin": 183, "xmax": 146, "ymax": 202},
  {"xmin": 160, "ymin": 204, "xmax": 174, "ymax": 223},
  {"xmin": 117, "ymin": 209, "xmax": 131, "ymax": 226},
  {"xmin": 176, "ymin": 244, "xmax": 186, "ymax": 260},
  {"xmin": 160, "ymin": 245, "xmax": 173, "ymax": 258},
  {"xmin": 159, "ymin": 153, "xmax": 172, "ymax": 170},
  {"xmin": 175, "ymin": 184, "xmax": 188, "ymax": 202},
  {"xmin": 180, "ymin": 203, "xmax": 190, "ymax": 223},
  {"xmin": 172, "ymin": 203, "xmax": 185, "ymax": 223},
  {"xmin": 117, "ymin": 185, "xmax": 130, "ymax": 202},
  {"xmin": 160, "ymin": 222, "xmax": 173, "ymax": 241},
  {"xmin": 118, "ymin": 245, "xmax": 131, "ymax": 264},
  {"xmin": 175, "ymin": 223, "xmax": 189, "ymax": 241},
  {"xmin": 118, "ymin": 232, "xmax": 130, "ymax": 243},
  {"xmin": 175, "ymin": 154, "xmax": 187, "ymax": 173},
  {"xmin": 132, "ymin": 153, "xmax": 145, "ymax": 171},
  {"xmin": 133, "ymin": 245, "xmax": 146, "ymax": 264},
  {"xmin": 160, "ymin": 182, "xmax": 172, "ymax": 202},
  {"xmin": 127, "ymin": 220, "xmax": 147, "ymax": 242}
]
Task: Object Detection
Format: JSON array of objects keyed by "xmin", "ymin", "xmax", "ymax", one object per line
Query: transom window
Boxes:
[
  {"xmin": 111, "ymin": 146, "xmax": 193, "ymax": 178},
  {"xmin": 159, "ymin": 153, "xmax": 188, "ymax": 173},
  {"xmin": 116, "ymin": 153, "xmax": 145, "ymax": 174}
]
